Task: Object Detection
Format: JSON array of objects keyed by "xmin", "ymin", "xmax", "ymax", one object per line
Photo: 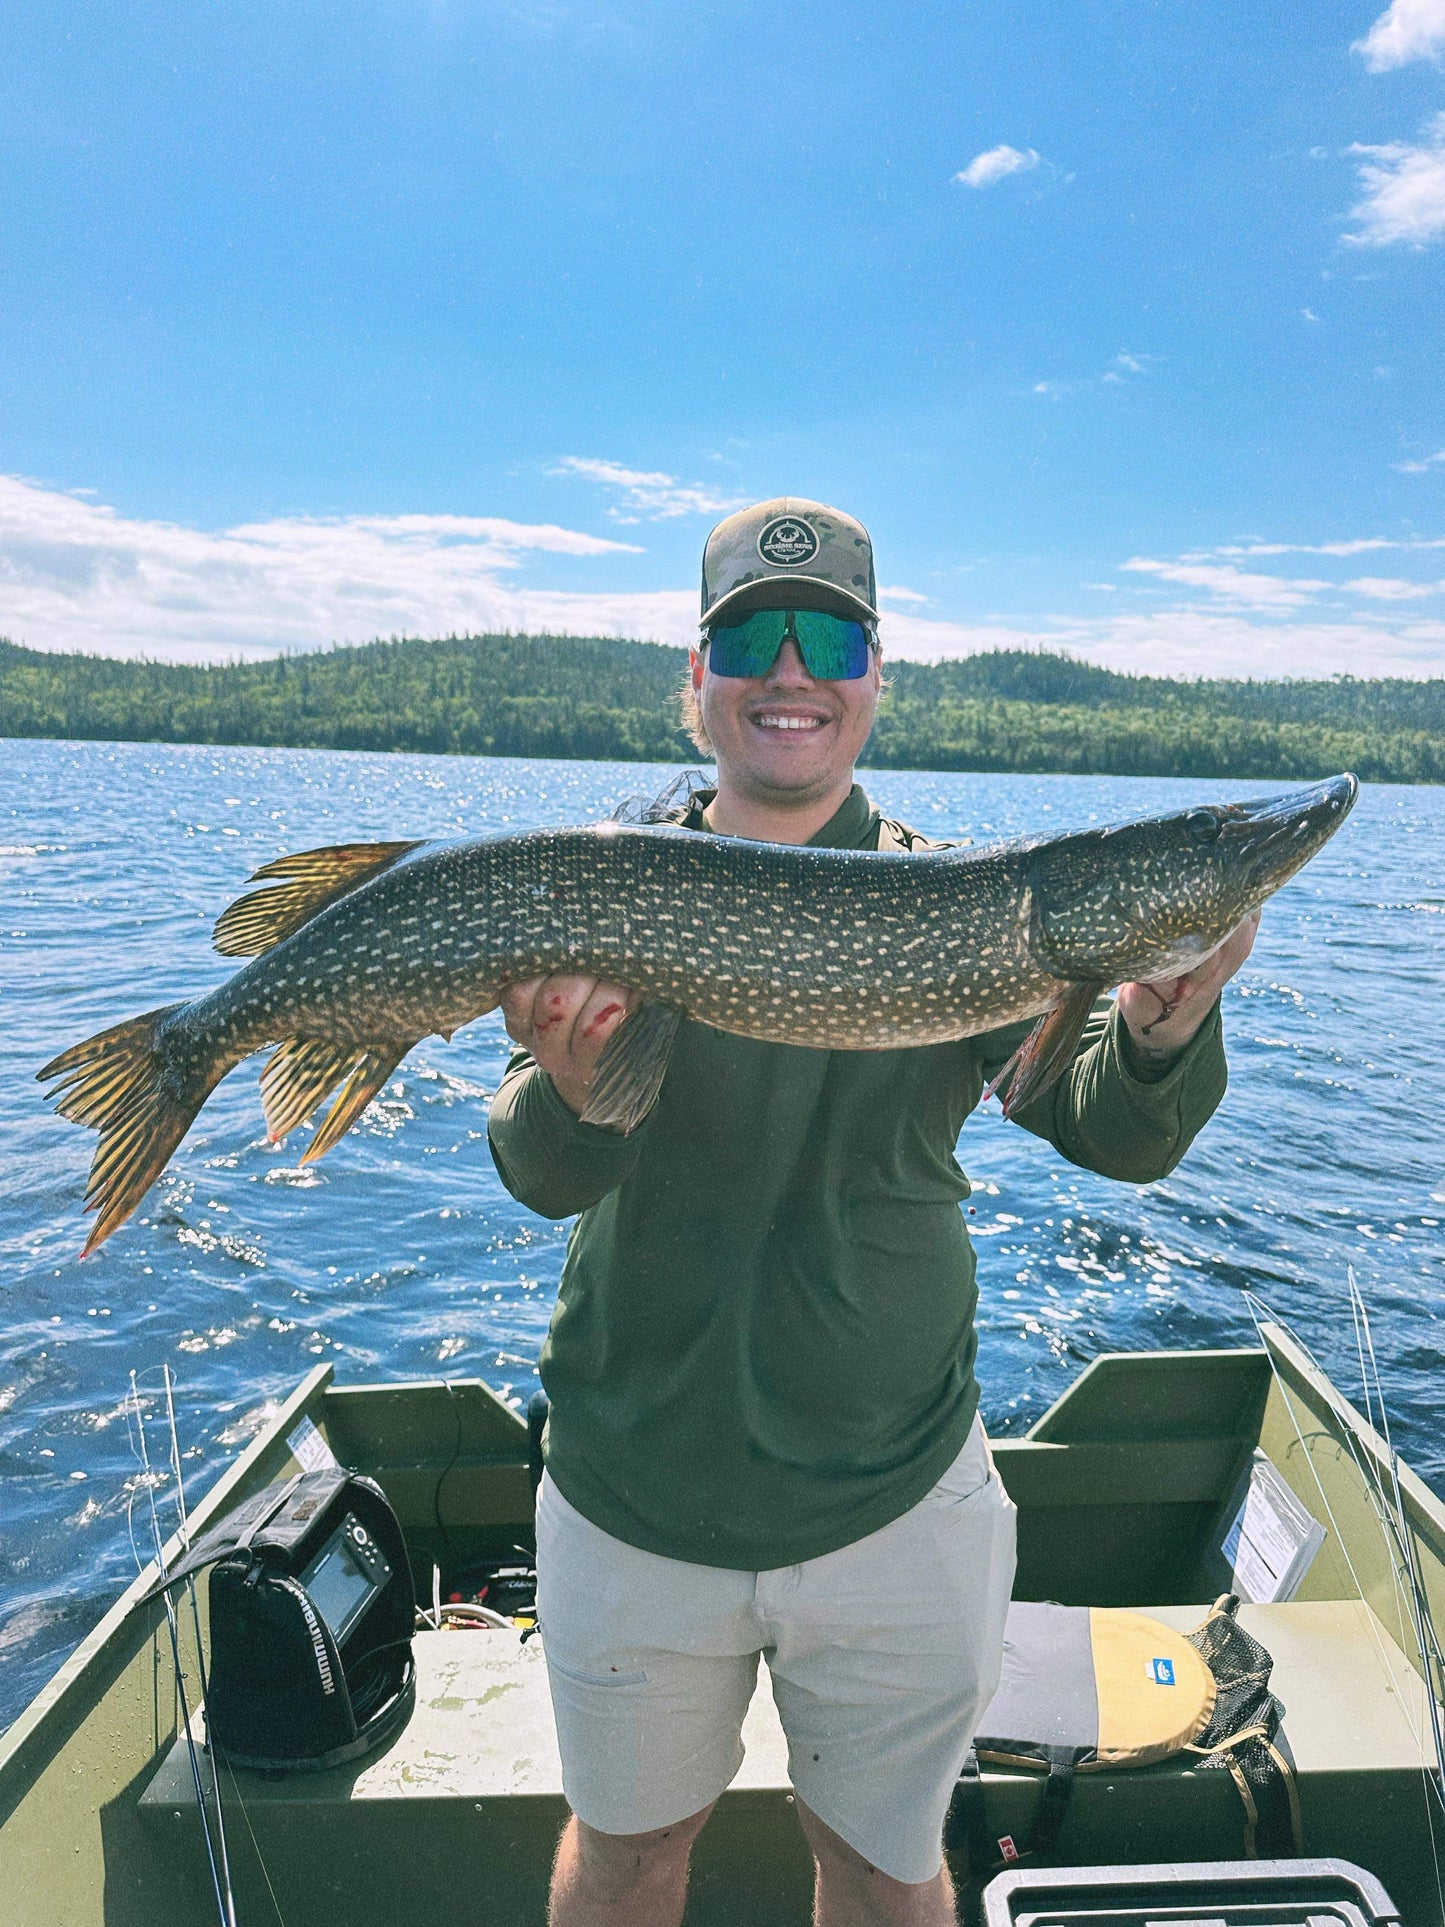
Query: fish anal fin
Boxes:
[
  {"xmin": 213, "ymin": 841, "xmax": 422, "ymax": 958},
  {"xmin": 579, "ymin": 1003, "xmax": 682, "ymax": 1135},
  {"xmin": 260, "ymin": 1037, "xmax": 364, "ymax": 1143},
  {"xmin": 302, "ymin": 1047, "xmax": 409, "ymax": 1163},
  {"xmin": 987, "ymin": 980, "xmax": 1104, "ymax": 1120},
  {"xmin": 260, "ymin": 1035, "xmax": 415, "ymax": 1158}
]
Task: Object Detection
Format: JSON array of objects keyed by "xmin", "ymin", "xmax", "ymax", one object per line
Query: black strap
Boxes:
[
  {"xmin": 947, "ymin": 1744, "xmax": 1080, "ymax": 1877},
  {"xmin": 1029, "ymin": 1748, "xmax": 1077, "ymax": 1856},
  {"xmin": 944, "ymin": 1749, "xmax": 994, "ymax": 1875},
  {"xmin": 527, "ymin": 1390, "xmax": 549, "ymax": 1502}
]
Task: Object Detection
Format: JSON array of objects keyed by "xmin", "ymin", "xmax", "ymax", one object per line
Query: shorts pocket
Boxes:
[
  {"xmin": 926, "ymin": 1419, "xmax": 997, "ymax": 1506},
  {"xmin": 544, "ymin": 1652, "xmax": 650, "ymax": 1689}
]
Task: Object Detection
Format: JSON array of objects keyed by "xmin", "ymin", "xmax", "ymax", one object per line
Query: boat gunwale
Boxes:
[{"xmin": 0, "ymin": 1362, "xmax": 333, "ymax": 1809}]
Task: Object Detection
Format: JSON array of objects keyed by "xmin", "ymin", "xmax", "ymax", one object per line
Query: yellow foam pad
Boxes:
[{"xmin": 1089, "ymin": 1609, "xmax": 1217, "ymax": 1767}]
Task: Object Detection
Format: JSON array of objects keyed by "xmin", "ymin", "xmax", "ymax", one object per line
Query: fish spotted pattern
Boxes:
[{"xmin": 38, "ymin": 775, "xmax": 1357, "ymax": 1252}]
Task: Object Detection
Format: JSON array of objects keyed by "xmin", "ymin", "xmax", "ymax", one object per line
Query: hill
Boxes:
[{"xmin": 1, "ymin": 632, "xmax": 1442, "ymax": 782}]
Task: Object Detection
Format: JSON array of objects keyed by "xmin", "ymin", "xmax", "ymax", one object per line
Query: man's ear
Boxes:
[{"xmin": 690, "ymin": 647, "xmax": 705, "ymax": 694}]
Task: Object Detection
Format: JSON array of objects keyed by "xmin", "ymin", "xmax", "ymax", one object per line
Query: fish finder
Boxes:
[
  {"xmin": 297, "ymin": 1512, "xmax": 395, "ymax": 1646},
  {"xmin": 144, "ymin": 1466, "xmax": 416, "ymax": 1771}
]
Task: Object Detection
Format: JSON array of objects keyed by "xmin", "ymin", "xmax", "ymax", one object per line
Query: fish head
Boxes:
[{"xmin": 1025, "ymin": 773, "xmax": 1358, "ymax": 985}]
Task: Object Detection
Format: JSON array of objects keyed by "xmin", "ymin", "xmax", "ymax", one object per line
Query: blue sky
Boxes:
[{"xmin": 2, "ymin": 0, "xmax": 1444, "ymax": 675}]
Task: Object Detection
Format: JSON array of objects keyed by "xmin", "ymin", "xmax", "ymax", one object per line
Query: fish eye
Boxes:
[{"xmin": 1184, "ymin": 808, "xmax": 1221, "ymax": 844}]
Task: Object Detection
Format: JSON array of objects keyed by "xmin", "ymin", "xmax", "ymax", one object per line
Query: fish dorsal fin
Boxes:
[{"xmin": 213, "ymin": 841, "xmax": 422, "ymax": 957}]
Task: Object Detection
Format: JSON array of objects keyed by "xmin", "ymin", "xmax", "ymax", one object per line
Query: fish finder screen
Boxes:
[{"xmin": 302, "ymin": 1532, "xmax": 375, "ymax": 1644}]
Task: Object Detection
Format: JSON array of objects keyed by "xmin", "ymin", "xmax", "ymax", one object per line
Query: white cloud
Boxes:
[
  {"xmin": 876, "ymin": 608, "xmax": 1445, "ymax": 678},
  {"xmin": 1211, "ymin": 535, "xmax": 1445, "ymax": 556},
  {"xmin": 0, "ymin": 472, "xmax": 706, "ymax": 661},
  {"xmin": 5, "ymin": 474, "xmax": 1445, "ymax": 683},
  {"xmin": 1353, "ymin": 0, "xmax": 1445, "ymax": 70},
  {"xmin": 1342, "ymin": 575, "xmax": 1443, "ymax": 597},
  {"xmin": 954, "ymin": 145, "xmax": 1041, "ymax": 189},
  {"xmin": 551, "ymin": 457, "xmax": 746, "ymax": 523},
  {"xmin": 1397, "ymin": 448, "xmax": 1445, "ymax": 471},
  {"xmin": 1344, "ymin": 114, "xmax": 1445, "ymax": 247},
  {"xmin": 1121, "ymin": 557, "xmax": 1331, "ymax": 609}
]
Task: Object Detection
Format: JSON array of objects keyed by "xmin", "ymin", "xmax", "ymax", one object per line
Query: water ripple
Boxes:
[{"xmin": 1, "ymin": 742, "xmax": 1441, "ymax": 1732}]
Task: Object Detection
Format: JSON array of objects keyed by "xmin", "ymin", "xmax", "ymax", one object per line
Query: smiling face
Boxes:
[{"xmin": 691, "ymin": 623, "xmax": 883, "ymax": 819}]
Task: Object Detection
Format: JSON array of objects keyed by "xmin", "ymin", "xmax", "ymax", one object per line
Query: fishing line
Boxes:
[
  {"xmin": 163, "ymin": 1365, "xmax": 238, "ymax": 1924},
  {"xmin": 129, "ymin": 1368, "xmax": 293, "ymax": 1926},
  {"xmin": 1349, "ymin": 1279, "xmax": 1445, "ymax": 1780},
  {"xmin": 1348, "ymin": 1281, "xmax": 1445, "ymax": 1917},
  {"xmin": 1243, "ymin": 1293, "xmax": 1445, "ymax": 1799},
  {"xmin": 1242, "ymin": 1291, "xmax": 1445, "ymax": 1917},
  {"xmin": 217, "ymin": 1750, "xmax": 289, "ymax": 1927},
  {"xmin": 126, "ymin": 1372, "xmax": 235, "ymax": 1927}
]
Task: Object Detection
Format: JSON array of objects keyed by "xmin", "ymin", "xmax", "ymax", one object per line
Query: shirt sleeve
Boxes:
[
  {"xmin": 977, "ymin": 995, "xmax": 1228, "ymax": 1184},
  {"xmin": 487, "ymin": 1049, "xmax": 652, "ymax": 1219}
]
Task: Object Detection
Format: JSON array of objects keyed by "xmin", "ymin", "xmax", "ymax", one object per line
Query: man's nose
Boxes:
[{"xmin": 763, "ymin": 636, "xmax": 815, "ymax": 685}]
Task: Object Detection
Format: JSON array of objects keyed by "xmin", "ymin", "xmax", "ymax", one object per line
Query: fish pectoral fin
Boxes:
[
  {"xmin": 214, "ymin": 841, "xmax": 423, "ymax": 957},
  {"xmin": 260, "ymin": 1034, "xmax": 411, "ymax": 1151},
  {"xmin": 986, "ymin": 980, "xmax": 1104, "ymax": 1120},
  {"xmin": 579, "ymin": 1003, "xmax": 682, "ymax": 1135}
]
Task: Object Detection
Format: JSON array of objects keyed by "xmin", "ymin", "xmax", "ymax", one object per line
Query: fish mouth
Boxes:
[
  {"xmin": 1025, "ymin": 772, "xmax": 1359, "ymax": 984},
  {"xmin": 1207, "ymin": 772, "xmax": 1358, "ymax": 888}
]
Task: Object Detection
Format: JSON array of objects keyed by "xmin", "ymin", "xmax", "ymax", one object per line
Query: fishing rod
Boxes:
[
  {"xmin": 1347, "ymin": 1276, "xmax": 1445, "ymax": 1795},
  {"xmin": 126, "ymin": 1372, "xmax": 237, "ymax": 1927},
  {"xmin": 1243, "ymin": 1288, "xmax": 1445, "ymax": 1920},
  {"xmin": 162, "ymin": 1365, "xmax": 239, "ymax": 1925}
]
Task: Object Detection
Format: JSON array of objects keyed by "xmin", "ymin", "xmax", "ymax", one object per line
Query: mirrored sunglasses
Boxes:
[{"xmin": 704, "ymin": 608, "xmax": 875, "ymax": 681}]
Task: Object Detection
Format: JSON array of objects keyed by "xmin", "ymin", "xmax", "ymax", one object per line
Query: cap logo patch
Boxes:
[{"xmin": 757, "ymin": 516, "xmax": 820, "ymax": 568}]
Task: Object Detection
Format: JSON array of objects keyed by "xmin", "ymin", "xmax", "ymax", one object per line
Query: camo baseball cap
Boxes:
[{"xmin": 700, "ymin": 497, "xmax": 879, "ymax": 629}]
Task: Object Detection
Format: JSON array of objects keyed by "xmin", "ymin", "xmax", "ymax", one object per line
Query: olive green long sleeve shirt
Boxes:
[{"xmin": 487, "ymin": 785, "xmax": 1228, "ymax": 1569}]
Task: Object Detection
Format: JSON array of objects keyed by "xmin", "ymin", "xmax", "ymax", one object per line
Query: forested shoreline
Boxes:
[{"xmin": 2, "ymin": 632, "xmax": 1442, "ymax": 782}]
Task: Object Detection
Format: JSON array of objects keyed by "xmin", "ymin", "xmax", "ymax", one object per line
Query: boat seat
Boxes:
[{"xmin": 137, "ymin": 1599, "xmax": 1433, "ymax": 1923}]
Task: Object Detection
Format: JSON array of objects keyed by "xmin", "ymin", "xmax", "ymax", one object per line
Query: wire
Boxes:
[{"xmin": 431, "ymin": 1379, "xmax": 464, "ymax": 1568}]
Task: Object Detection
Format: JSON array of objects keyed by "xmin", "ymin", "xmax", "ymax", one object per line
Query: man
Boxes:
[{"xmin": 488, "ymin": 499, "xmax": 1255, "ymax": 1927}]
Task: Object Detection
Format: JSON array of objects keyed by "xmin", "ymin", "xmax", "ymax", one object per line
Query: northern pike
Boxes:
[{"xmin": 40, "ymin": 773, "xmax": 1357, "ymax": 1253}]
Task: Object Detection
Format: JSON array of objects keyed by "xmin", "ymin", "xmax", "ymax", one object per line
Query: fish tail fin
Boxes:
[
  {"xmin": 38, "ymin": 1005, "xmax": 223, "ymax": 1254},
  {"xmin": 260, "ymin": 1035, "xmax": 412, "ymax": 1159},
  {"xmin": 986, "ymin": 980, "xmax": 1103, "ymax": 1119}
]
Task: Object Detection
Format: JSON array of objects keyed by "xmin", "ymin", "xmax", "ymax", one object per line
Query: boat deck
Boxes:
[
  {"xmin": 140, "ymin": 1599, "xmax": 1436, "ymax": 1926},
  {"xmin": 9, "ymin": 1336, "xmax": 1444, "ymax": 1927}
]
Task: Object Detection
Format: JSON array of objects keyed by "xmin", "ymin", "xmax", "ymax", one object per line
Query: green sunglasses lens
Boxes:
[
  {"xmin": 706, "ymin": 610, "xmax": 872, "ymax": 679},
  {"xmin": 706, "ymin": 610, "xmax": 788, "ymax": 677},
  {"xmin": 791, "ymin": 610, "xmax": 871, "ymax": 678}
]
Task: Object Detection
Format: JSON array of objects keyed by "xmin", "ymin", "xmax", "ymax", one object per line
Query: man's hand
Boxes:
[
  {"xmin": 501, "ymin": 974, "xmax": 640, "ymax": 1118},
  {"xmin": 1116, "ymin": 910, "xmax": 1261, "ymax": 1063}
]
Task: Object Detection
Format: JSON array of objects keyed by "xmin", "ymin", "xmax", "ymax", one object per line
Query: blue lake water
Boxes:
[{"xmin": 2, "ymin": 738, "xmax": 1442, "ymax": 1735}]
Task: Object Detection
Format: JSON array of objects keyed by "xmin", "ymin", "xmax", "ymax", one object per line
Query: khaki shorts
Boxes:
[{"xmin": 534, "ymin": 1418, "xmax": 1017, "ymax": 1884}]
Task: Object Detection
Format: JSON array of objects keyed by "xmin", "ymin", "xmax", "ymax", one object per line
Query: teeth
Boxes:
[{"xmin": 755, "ymin": 716, "xmax": 821, "ymax": 730}]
